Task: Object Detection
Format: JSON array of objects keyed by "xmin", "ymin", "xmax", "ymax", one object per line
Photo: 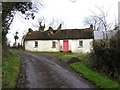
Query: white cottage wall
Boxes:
[
  {"xmin": 60, "ymin": 40, "xmax": 63, "ymax": 51},
  {"xmin": 68, "ymin": 40, "xmax": 72, "ymax": 51},
  {"xmin": 25, "ymin": 40, "xmax": 60, "ymax": 52},
  {"xmin": 70, "ymin": 39, "xmax": 93, "ymax": 53},
  {"xmin": 59, "ymin": 39, "xmax": 93, "ymax": 53},
  {"xmin": 82, "ymin": 39, "xmax": 93, "ymax": 53},
  {"xmin": 25, "ymin": 39, "xmax": 93, "ymax": 53},
  {"xmin": 51, "ymin": 40, "xmax": 60, "ymax": 52}
]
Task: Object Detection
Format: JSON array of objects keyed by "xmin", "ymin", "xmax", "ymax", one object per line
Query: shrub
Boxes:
[{"xmin": 88, "ymin": 31, "xmax": 120, "ymax": 80}]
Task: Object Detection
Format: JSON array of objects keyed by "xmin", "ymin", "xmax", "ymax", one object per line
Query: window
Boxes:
[
  {"xmin": 52, "ymin": 41, "xmax": 56, "ymax": 48},
  {"xmin": 79, "ymin": 40, "xmax": 83, "ymax": 47},
  {"xmin": 35, "ymin": 41, "xmax": 38, "ymax": 47}
]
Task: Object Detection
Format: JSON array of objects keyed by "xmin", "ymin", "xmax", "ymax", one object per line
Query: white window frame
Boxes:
[
  {"xmin": 35, "ymin": 41, "xmax": 38, "ymax": 48},
  {"xmin": 52, "ymin": 41, "xmax": 56, "ymax": 48},
  {"xmin": 78, "ymin": 40, "xmax": 83, "ymax": 48}
]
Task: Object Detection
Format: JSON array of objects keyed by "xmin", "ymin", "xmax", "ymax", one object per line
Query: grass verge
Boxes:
[
  {"xmin": 26, "ymin": 50, "xmax": 73, "ymax": 55},
  {"xmin": 2, "ymin": 51, "xmax": 21, "ymax": 88},
  {"xmin": 70, "ymin": 62, "xmax": 119, "ymax": 88},
  {"xmin": 57, "ymin": 55, "xmax": 74, "ymax": 61}
]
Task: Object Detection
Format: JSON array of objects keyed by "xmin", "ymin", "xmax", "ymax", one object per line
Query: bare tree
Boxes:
[
  {"xmin": 38, "ymin": 17, "xmax": 45, "ymax": 32},
  {"xmin": 83, "ymin": 6, "xmax": 120, "ymax": 80},
  {"xmin": 48, "ymin": 18, "xmax": 64, "ymax": 30},
  {"xmin": 83, "ymin": 15, "xmax": 100, "ymax": 31},
  {"xmin": 83, "ymin": 6, "xmax": 114, "ymax": 47},
  {"xmin": 83, "ymin": 6, "xmax": 112, "ymax": 41}
]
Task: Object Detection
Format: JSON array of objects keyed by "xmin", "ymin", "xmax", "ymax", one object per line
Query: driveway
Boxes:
[{"xmin": 17, "ymin": 51, "xmax": 96, "ymax": 88}]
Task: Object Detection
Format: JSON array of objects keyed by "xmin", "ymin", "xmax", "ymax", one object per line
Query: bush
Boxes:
[{"xmin": 88, "ymin": 31, "xmax": 120, "ymax": 80}]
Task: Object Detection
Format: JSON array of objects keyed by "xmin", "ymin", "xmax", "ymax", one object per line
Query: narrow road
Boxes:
[{"xmin": 18, "ymin": 51, "xmax": 96, "ymax": 88}]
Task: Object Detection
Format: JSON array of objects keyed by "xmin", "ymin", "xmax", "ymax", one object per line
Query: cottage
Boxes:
[{"xmin": 24, "ymin": 25, "xmax": 93, "ymax": 53}]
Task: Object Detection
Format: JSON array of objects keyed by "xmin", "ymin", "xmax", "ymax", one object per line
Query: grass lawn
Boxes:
[
  {"xmin": 2, "ymin": 51, "xmax": 21, "ymax": 88},
  {"xmin": 70, "ymin": 62, "xmax": 119, "ymax": 88}
]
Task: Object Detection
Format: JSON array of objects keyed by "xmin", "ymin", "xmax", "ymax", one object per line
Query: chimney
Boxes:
[
  {"xmin": 48, "ymin": 27, "xmax": 54, "ymax": 35},
  {"xmin": 28, "ymin": 28, "xmax": 33, "ymax": 32},
  {"xmin": 90, "ymin": 24, "xmax": 93, "ymax": 30}
]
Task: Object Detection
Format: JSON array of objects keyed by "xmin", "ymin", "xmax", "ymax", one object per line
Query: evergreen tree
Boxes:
[{"xmin": 14, "ymin": 32, "xmax": 19, "ymax": 47}]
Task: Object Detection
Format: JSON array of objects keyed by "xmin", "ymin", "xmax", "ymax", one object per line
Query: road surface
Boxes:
[{"xmin": 17, "ymin": 51, "xmax": 96, "ymax": 88}]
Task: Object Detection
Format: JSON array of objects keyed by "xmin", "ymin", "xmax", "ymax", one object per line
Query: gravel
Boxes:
[{"xmin": 16, "ymin": 58, "xmax": 29, "ymax": 88}]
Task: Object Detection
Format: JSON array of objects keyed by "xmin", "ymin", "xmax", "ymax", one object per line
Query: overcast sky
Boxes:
[{"xmin": 6, "ymin": 0, "xmax": 120, "ymax": 46}]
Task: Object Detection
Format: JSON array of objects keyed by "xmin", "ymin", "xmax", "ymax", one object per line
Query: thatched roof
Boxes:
[{"xmin": 25, "ymin": 27, "xmax": 93, "ymax": 40}]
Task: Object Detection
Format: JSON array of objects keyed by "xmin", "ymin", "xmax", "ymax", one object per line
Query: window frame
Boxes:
[
  {"xmin": 52, "ymin": 41, "xmax": 56, "ymax": 48},
  {"xmin": 78, "ymin": 40, "xmax": 83, "ymax": 48},
  {"xmin": 34, "ymin": 41, "xmax": 38, "ymax": 48}
]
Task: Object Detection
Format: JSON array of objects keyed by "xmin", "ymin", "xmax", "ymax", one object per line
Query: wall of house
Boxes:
[
  {"xmin": 25, "ymin": 40, "xmax": 60, "ymax": 52},
  {"xmin": 25, "ymin": 39, "xmax": 93, "ymax": 53},
  {"xmin": 71, "ymin": 39, "xmax": 93, "ymax": 53},
  {"xmin": 60, "ymin": 39, "xmax": 93, "ymax": 53},
  {"xmin": 60, "ymin": 40, "xmax": 63, "ymax": 51}
]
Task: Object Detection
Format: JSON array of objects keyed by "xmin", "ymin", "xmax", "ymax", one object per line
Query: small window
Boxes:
[
  {"xmin": 35, "ymin": 41, "xmax": 38, "ymax": 47},
  {"xmin": 52, "ymin": 41, "xmax": 56, "ymax": 48},
  {"xmin": 79, "ymin": 40, "xmax": 83, "ymax": 47}
]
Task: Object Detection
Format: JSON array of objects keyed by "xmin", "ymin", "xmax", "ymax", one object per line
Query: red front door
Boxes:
[{"xmin": 63, "ymin": 40, "xmax": 69, "ymax": 52}]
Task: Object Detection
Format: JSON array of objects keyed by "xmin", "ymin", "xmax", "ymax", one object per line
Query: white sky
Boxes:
[{"xmin": 6, "ymin": 0, "xmax": 120, "ymax": 46}]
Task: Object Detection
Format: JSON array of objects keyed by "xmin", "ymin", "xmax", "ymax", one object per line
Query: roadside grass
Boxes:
[
  {"xmin": 73, "ymin": 53, "xmax": 88, "ymax": 60},
  {"xmin": 57, "ymin": 53, "xmax": 88, "ymax": 63},
  {"xmin": 57, "ymin": 55, "xmax": 74, "ymax": 61},
  {"xmin": 2, "ymin": 51, "xmax": 21, "ymax": 88},
  {"xmin": 57, "ymin": 53, "xmax": 119, "ymax": 88},
  {"xmin": 72, "ymin": 53, "xmax": 90, "ymax": 64},
  {"xmin": 26, "ymin": 50, "xmax": 73, "ymax": 55},
  {"xmin": 70, "ymin": 62, "xmax": 119, "ymax": 88}
]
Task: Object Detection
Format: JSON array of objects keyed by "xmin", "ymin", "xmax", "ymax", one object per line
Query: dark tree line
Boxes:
[
  {"xmin": 2, "ymin": 2, "xmax": 37, "ymax": 56},
  {"xmin": 84, "ymin": 6, "xmax": 120, "ymax": 80},
  {"xmin": 2, "ymin": 2, "xmax": 35, "ymax": 35}
]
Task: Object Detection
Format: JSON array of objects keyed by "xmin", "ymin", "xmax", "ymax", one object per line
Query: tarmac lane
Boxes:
[{"xmin": 17, "ymin": 51, "xmax": 96, "ymax": 89}]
